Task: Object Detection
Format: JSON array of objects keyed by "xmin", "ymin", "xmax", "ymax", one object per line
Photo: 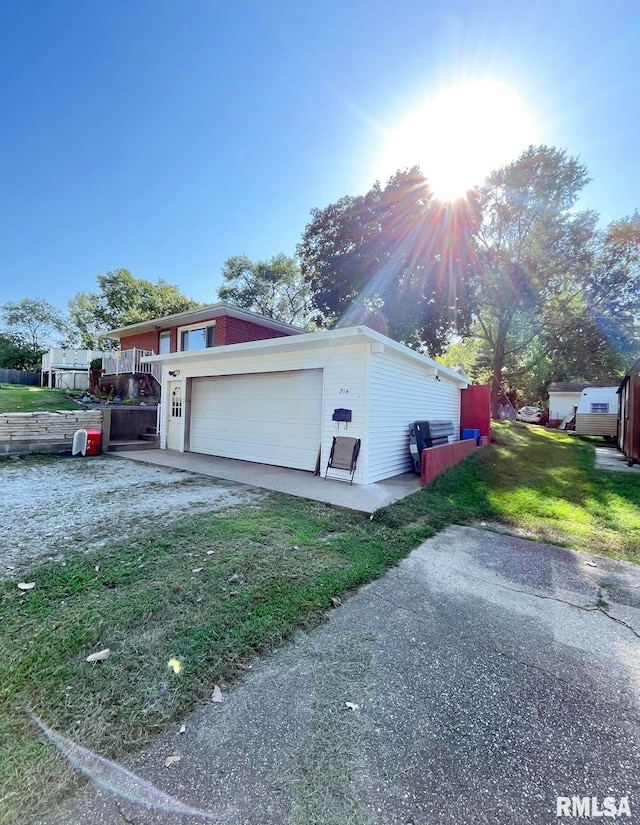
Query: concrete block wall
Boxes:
[{"xmin": 0, "ymin": 410, "xmax": 103, "ymax": 455}]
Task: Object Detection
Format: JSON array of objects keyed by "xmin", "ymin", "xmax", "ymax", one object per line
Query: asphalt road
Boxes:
[{"xmin": 44, "ymin": 526, "xmax": 640, "ymax": 825}]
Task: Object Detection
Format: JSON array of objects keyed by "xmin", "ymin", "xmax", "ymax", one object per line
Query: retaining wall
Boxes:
[
  {"xmin": 0, "ymin": 410, "xmax": 103, "ymax": 455},
  {"xmin": 421, "ymin": 437, "xmax": 478, "ymax": 486},
  {"xmin": 102, "ymin": 406, "xmax": 158, "ymax": 444}
]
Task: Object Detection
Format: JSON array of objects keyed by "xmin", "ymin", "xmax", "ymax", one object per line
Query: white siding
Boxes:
[
  {"xmin": 158, "ymin": 402, "xmax": 166, "ymax": 449},
  {"xmin": 161, "ymin": 343, "xmax": 370, "ymax": 484},
  {"xmin": 157, "ymin": 337, "xmax": 462, "ymax": 485},
  {"xmin": 368, "ymin": 349, "xmax": 461, "ymax": 483},
  {"xmin": 576, "ymin": 387, "xmax": 619, "ymax": 414},
  {"xmin": 320, "ymin": 351, "xmax": 368, "ymax": 484},
  {"xmin": 548, "ymin": 392, "xmax": 581, "ymax": 421},
  {"xmin": 575, "ymin": 387, "xmax": 619, "ymax": 436}
]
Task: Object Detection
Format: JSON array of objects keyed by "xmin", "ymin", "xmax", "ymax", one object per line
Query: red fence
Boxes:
[
  {"xmin": 421, "ymin": 438, "xmax": 477, "ymax": 486},
  {"xmin": 460, "ymin": 385, "xmax": 491, "ymax": 439}
]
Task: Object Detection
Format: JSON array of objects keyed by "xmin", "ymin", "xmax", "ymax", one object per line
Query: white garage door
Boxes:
[{"xmin": 190, "ymin": 369, "xmax": 323, "ymax": 471}]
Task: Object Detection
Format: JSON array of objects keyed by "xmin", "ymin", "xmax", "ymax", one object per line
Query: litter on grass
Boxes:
[{"xmin": 86, "ymin": 649, "xmax": 110, "ymax": 663}]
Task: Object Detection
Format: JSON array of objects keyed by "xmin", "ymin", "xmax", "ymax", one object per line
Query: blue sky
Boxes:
[{"xmin": 1, "ymin": 0, "xmax": 639, "ymax": 312}]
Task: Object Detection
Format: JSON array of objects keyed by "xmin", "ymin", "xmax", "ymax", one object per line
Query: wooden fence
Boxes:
[{"xmin": 0, "ymin": 369, "xmax": 41, "ymax": 385}]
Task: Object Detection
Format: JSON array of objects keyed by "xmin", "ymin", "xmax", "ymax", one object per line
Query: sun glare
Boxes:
[{"xmin": 377, "ymin": 81, "xmax": 539, "ymax": 201}]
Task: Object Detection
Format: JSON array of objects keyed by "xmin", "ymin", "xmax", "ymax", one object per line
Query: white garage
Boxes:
[
  {"xmin": 146, "ymin": 326, "xmax": 469, "ymax": 485},
  {"xmin": 189, "ymin": 370, "xmax": 323, "ymax": 471}
]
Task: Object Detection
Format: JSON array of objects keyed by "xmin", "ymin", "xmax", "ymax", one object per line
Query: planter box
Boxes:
[{"xmin": 421, "ymin": 438, "xmax": 477, "ymax": 486}]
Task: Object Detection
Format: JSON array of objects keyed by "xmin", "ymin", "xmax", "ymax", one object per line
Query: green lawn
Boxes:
[
  {"xmin": 487, "ymin": 425, "xmax": 640, "ymax": 557},
  {"xmin": 1, "ymin": 423, "xmax": 639, "ymax": 823},
  {"xmin": 0, "ymin": 384, "xmax": 79, "ymax": 413},
  {"xmin": 386, "ymin": 422, "xmax": 640, "ymax": 560}
]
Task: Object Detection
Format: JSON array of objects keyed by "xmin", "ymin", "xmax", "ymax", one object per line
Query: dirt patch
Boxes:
[{"xmin": 3, "ymin": 454, "xmax": 265, "ymax": 576}]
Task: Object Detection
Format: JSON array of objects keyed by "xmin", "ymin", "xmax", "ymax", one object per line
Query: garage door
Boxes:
[{"xmin": 190, "ymin": 369, "xmax": 323, "ymax": 471}]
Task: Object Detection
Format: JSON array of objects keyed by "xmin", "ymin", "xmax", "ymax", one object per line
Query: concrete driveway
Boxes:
[
  {"xmin": 114, "ymin": 449, "xmax": 422, "ymax": 515},
  {"xmin": 46, "ymin": 527, "xmax": 640, "ymax": 825}
]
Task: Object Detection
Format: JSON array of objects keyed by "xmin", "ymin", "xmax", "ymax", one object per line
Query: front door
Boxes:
[{"xmin": 166, "ymin": 381, "xmax": 183, "ymax": 450}]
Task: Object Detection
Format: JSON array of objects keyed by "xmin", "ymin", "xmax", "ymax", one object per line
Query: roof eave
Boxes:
[
  {"xmin": 102, "ymin": 302, "xmax": 306, "ymax": 340},
  {"xmin": 142, "ymin": 325, "xmax": 470, "ymax": 386}
]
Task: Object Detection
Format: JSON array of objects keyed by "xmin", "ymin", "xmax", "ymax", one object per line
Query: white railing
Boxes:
[
  {"xmin": 102, "ymin": 349, "xmax": 161, "ymax": 384},
  {"xmin": 42, "ymin": 348, "xmax": 104, "ymax": 371}
]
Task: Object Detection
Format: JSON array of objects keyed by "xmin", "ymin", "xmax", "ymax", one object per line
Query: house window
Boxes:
[
  {"xmin": 159, "ymin": 331, "xmax": 171, "ymax": 354},
  {"xmin": 171, "ymin": 386, "xmax": 182, "ymax": 418},
  {"xmin": 591, "ymin": 403, "xmax": 609, "ymax": 414},
  {"xmin": 179, "ymin": 324, "xmax": 215, "ymax": 351}
]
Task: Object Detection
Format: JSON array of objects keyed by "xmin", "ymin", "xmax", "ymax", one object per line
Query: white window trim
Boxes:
[{"xmin": 177, "ymin": 320, "xmax": 216, "ymax": 352}]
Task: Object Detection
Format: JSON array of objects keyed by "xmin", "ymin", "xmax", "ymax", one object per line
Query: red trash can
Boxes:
[{"xmin": 85, "ymin": 429, "xmax": 102, "ymax": 456}]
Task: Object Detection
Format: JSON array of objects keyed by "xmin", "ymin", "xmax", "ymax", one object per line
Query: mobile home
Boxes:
[{"xmin": 574, "ymin": 387, "xmax": 619, "ymax": 437}]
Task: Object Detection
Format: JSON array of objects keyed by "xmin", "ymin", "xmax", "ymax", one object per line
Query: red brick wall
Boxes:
[
  {"xmin": 117, "ymin": 315, "xmax": 294, "ymax": 353},
  {"xmin": 119, "ymin": 331, "xmax": 160, "ymax": 352},
  {"xmin": 216, "ymin": 316, "xmax": 295, "ymax": 345},
  {"xmin": 421, "ymin": 439, "xmax": 477, "ymax": 486}
]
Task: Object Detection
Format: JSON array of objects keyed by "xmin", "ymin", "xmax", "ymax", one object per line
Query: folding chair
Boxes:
[{"xmin": 324, "ymin": 436, "xmax": 361, "ymax": 484}]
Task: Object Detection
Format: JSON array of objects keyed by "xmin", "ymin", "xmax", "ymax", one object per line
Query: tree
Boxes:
[
  {"xmin": 66, "ymin": 292, "xmax": 105, "ymax": 349},
  {"xmin": 66, "ymin": 270, "xmax": 199, "ymax": 346},
  {"xmin": 436, "ymin": 334, "xmax": 493, "ymax": 385},
  {"xmin": 470, "ymin": 145, "xmax": 617, "ymax": 415},
  {"xmin": 91, "ymin": 269, "xmax": 199, "ymax": 330},
  {"xmin": 217, "ymin": 254, "xmax": 318, "ymax": 328},
  {"xmin": 298, "ymin": 168, "xmax": 478, "ymax": 355},
  {"xmin": 585, "ymin": 212, "xmax": 640, "ymax": 365},
  {"xmin": 0, "ymin": 298, "xmax": 65, "ymax": 365},
  {"xmin": 0, "ymin": 333, "xmax": 38, "ymax": 370}
]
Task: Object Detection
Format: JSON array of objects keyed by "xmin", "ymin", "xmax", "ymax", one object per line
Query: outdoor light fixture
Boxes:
[{"xmin": 168, "ymin": 369, "xmax": 181, "ymax": 377}]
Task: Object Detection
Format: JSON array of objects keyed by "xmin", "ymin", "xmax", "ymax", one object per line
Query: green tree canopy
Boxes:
[
  {"xmin": 0, "ymin": 333, "xmax": 40, "ymax": 370},
  {"xmin": 218, "ymin": 254, "xmax": 318, "ymax": 328},
  {"xmin": 66, "ymin": 292, "xmax": 105, "ymax": 350},
  {"xmin": 0, "ymin": 298, "xmax": 65, "ymax": 365},
  {"xmin": 92, "ymin": 269, "xmax": 199, "ymax": 330},
  {"xmin": 298, "ymin": 168, "xmax": 479, "ymax": 354},
  {"xmin": 470, "ymin": 145, "xmax": 633, "ymax": 414},
  {"xmin": 67, "ymin": 269, "xmax": 199, "ymax": 347}
]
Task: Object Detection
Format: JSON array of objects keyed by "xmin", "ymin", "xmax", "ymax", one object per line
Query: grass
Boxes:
[
  {"xmin": 486, "ymin": 424, "xmax": 640, "ymax": 558},
  {"xmin": 384, "ymin": 423, "xmax": 640, "ymax": 560},
  {"xmin": 2, "ymin": 423, "xmax": 639, "ymax": 823},
  {"xmin": 0, "ymin": 384, "xmax": 79, "ymax": 413}
]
